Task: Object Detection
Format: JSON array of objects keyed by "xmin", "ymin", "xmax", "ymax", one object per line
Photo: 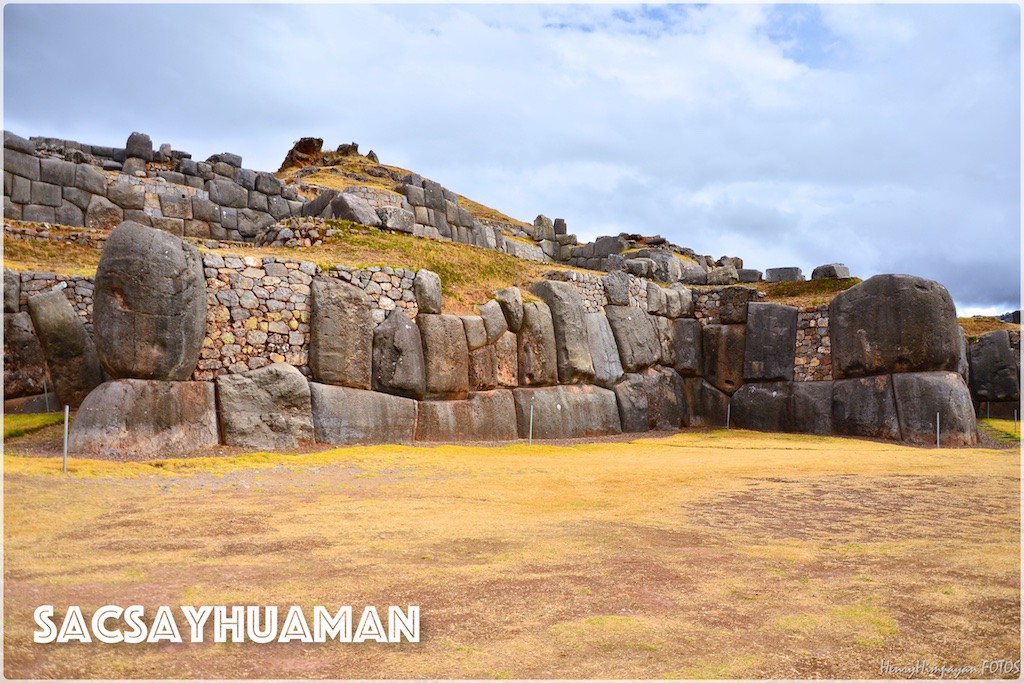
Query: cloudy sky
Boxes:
[{"xmin": 4, "ymin": 3, "xmax": 1020, "ymax": 314}]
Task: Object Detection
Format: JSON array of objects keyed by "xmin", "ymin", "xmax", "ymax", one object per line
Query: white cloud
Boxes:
[{"xmin": 4, "ymin": 3, "xmax": 1019, "ymax": 311}]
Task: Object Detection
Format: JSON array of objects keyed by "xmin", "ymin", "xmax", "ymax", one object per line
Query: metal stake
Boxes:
[
  {"xmin": 62, "ymin": 405, "xmax": 69, "ymax": 473},
  {"xmin": 935, "ymin": 412, "xmax": 940, "ymax": 449},
  {"xmin": 43, "ymin": 376, "xmax": 50, "ymax": 413},
  {"xmin": 726, "ymin": 403, "xmax": 731, "ymax": 429},
  {"xmin": 528, "ymin": 398, "xmax": 534, "ymax": 446}
]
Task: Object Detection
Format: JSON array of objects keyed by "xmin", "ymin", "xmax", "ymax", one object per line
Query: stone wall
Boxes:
[
  {"xmin": 795, "ymin": 305, "xmax": 832, "ymax": 382},
  {"xmin": 544, "ymin": 269, "xmax": 647, "ymax": 312},
  {"xmin": 15, "ymin": 271, "xmax": 94, "ymax": 331}
]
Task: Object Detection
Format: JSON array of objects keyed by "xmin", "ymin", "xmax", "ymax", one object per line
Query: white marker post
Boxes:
[
  {"xmin": 62, "ymin": 405, "xmax": 69, "ymax": 474},
  {"xmin": 935, "ymin": 412, "xmax": 940, "ymax": 449},
  {"xmin": 1015, "ymin": 409, "xmax": 1018, "ymax": 435},
  {"xmin": 726, "ymin": 403, "xmax": 731, "ymax": 429},
  {"xmin": 528, "ymin": 397, "xmax": 534, "ymax": 446}
]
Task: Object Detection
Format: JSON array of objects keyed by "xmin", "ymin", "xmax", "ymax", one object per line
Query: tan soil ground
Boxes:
[{"xmin": 3, "ymin": 425, "xmax": 1019, "ymax": 679}]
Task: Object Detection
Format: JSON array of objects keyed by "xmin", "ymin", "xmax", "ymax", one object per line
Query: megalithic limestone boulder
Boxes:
[
  {"xmin": 417, "ymin": 313, "xmax": 470, "ymax": 399},
  {"xmin": 495, "ymin": 331, "xmax": 519, "ymax": 387},
  {"xmin": 26, "ymin": 290, "xmax": 102, "ymax": 408},
  {"xmin": 892, "ymin": 371, "xmax": 978, "ymax": 446},
  {"xmin": 702, "ymin": 324, "xmax": 746, "ymax": 396},
  {"xmin": 310, "ymin": 383, "xmax": 417, "ymax": 445},
  {"xmin": 4, "ymin": 268, "xmax": 19, "ymax": 313},
  {"xmin": 642, "ymin": 366, "xmax": 688, "ymax": 430},
  {"xmin": 672, "ymin": 318, "xmax": 702, "ymax": 376},
  {"xmin": 517, "ymin": 301, "xmax": 558, "ymax": 386},
  {"xmin": 415, "ymin": 390, "xmax": 518, "ymax": 442},
  {"xmin": 414, "ymin": 269, "xmax": 442, "ymax": 314},
  {"xmin": 744, "ymin": 303, "xmax": 798, "ymax": 382},
  {"xmin": 93, "ymin": 221, "xmax": 207, "ymax": 380},
  {"xmin": 215, "ymin": 362, "xmax": 314, "ymax": 449},
  {"xmin": 69, "ymin": 380, "xmax": 219, "ymax": 457},
  {"xmin": 791, "ymin": 381, "xmax": 834, "ymax": 435},
  {"xmin": 604, "ymin": 304, "xmax": 660, "ymax": 373},
  {"xmin": 3, "ymin": 312, "xmax": 48, "ymax": 399},
  {"xmin": 469, "ymin": 344, "xmax": 498, "ymax": 391},
  {"xmin": 532, "ymin": 280, "xmax": 595, "ymax": 384},
  {"xmin": 479, "ymin": 299, "xmax": 509, "ymax": 345},
  {"xmin": 495, "ymin": 286, "xmax": 524, "ymax": 333},
  {"xmin": 829, "ymin": 274, "xmax": 960, "ymax": 379},
  {"xmin": 831, "ymin": 375, "xmax": 901, "ymax": 441},
  {"xmin": 613, "ymin": 373, "xmax": 649, "ymax": 432},
  {"xmin": 309, "ymin": 276, "xmax": 373, "ymax": 389},
  {"xmin": 372, "ymin": 308, "xmax": 426, "ymax": 399},
  {"xmin": 512, "ymin": 385, "xmax": 621, "ymax": 439},
  {"xmin": 968, "ymin": 330, "xmax": 1020, "ymax": 402},
  {"xmin": 584, "ymin": 312, "xmax": 624, "ymax": 388},
  {"xmin": 730, "ymin": 382, "xmax": 792, "ymax": 433}
]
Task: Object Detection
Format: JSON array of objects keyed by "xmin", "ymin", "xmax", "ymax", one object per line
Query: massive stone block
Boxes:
[
  {"xmin": 892, "ymin": 371, "xmax": 978, "ymax": 446},
  {"xmin": 4, "ymin": 312, "xmax": 48, "ymax": 399},
  {"xmin": 831, "ymin": 375, "xmax": 900, "ymax": 441},
  {"xmin": 495, "ymin": 331, "xmax": 519, "ymax": 387},
  {"xmin": 613, "ymin": 373, "xmax": 649, "ymax": 432},
  {"xmin": 418, "ymin": 313, "xmax": 470, "ymax": 399},
  {"xmin": 584, "ymin": 312, "xmax": 624, "ymax": 388},
  {"xmin": 469, "ymin": 344, "xmax": 497, "ymax": 391},
  {"xmin": 968, "ymin": 330, "xmax": 1020, "ymax": 402},
  {"xmin": 310, "ymin": 383, "xmax": 417, "ymax": 444},
  {"xmin": 604, "ymin": 305, "xmax": 660, "ymax": 373},
  {"xmin": 479, "ymin": 299, "xmax": 508, "ymax": 345},
  {"xmin": 26, "ymin": 290, "xmax": 102, "ymax": 408},
  {"xmin": 69, "ymin": 380, "xmax": 218, "ymax": 457},
  {"xmin": 718, "ymin": 287, "xmax": 756, "ymax": 324},
  {"xmin": 602, "ymin": 270, "xmax": 630, "ymax": 306},
  {"xmin": 330, "ymin": 193, "xmax": 382, "ymax": 227},
  {"xmin": 415, "ymin": 390, "xmax": 518, "ymax": 442},
  {"xmin": 309, "ymin": 277, "xmax": 373, "ymax": 389},
  {"xmin": 812, "ymin": 263, "xmax": 850, "ymax": 279},
  {"xmin": 4, "ymin": 268, "xmax": 19, "ymax": 313},
  {"xmin": 495, "ymin": 286, "xmax": 524, "ymax": 332},
  {"xmin": 830, "ymin": 274, "xmax": 960, "ymax": 379},
  {"xmin": 766, "ymin": 267, "xmax": 803, "ymax": 283},
  {"xmin": 744, "ymin": 302, "xmax": 798, "ymax": 382},
  {"xmin": 414, "ymin": 269, "xmax": 442, "ymax": 314},
  {"xmin": 702, "ymin": 324, "xmax": 746, "ymax": 395},
  {"xmin": 461, "ymin": 315, "xmax": 487, "ymax": 351},
  {"xmin": 642, "ymin": 366, "xmax": 689, "ymax": 430},
  {"xmin": 372, "ymin": 309, "xmax": 426, "ymax": 399},
  {"xmin": 215, "ymin": 363, "xmax": 314, "ymax": 449},
  {"xmin": 655, "ymin": 316, "xmax": 677, "ymax": 367},
  {"xmin": 93, "ymin": 221, "xmax": 206, "ymax": 380},
  {"xmin": 513, "ymin": 385, "xmax": 621, "ymax": 439},
  {"xmin": 730, "ymin": 382, "xmax": 792, "ymax": 433},
  {"xmin": 700, "ymin": 379, "xmax": 731, "ymax": 428},
  {"xmin": 517, "ymin": 301, "xmax": 558, "ymax": 386},
  {"xmin": 791, "ymin": 381, "xmax": 834, "ymax": 435},
  {"xmin": 85, "ymin": 195, "xmax": 123, "ymax": 231},
  {"xmin": 672, "ymin": 318, "xmax": 702, "ymax": 376},
  {"xmin": 532, "ymin": 280, "xmax": 595, "ymax": 384}
]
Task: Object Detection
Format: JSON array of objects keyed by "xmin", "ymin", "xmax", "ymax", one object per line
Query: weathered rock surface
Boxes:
[
  {"xmin": 4, "ymin": 312, "xmax": 47, "ymax": 399},
  {"xmin": 532, "ymin": 280, "xmax": 595, "ymax": 384},
  {"xmin": 4, "ymin": 268, "xmax": 19, "ymax": 313},
  {"xmin": 372, "ymin": 308, "xmax": 426, "ymax": 399},
  {"xmin": 495, "ymin": 331, "xmax": 519, "ymax": 387},
  {"xmin": 93, "ymin": 221, "xmax": 206, "ymax": 380},
  {"xmin": 701, "ymin": 379, "xmax": 731, "ymax": 427},
  {"xmin": 642, "ymin": 366, "xmax": 688, "ymax": 430},
  {"xmin": 461, "ymin": 315, "xmax": 487, "ymax": 351},
  {"xmin": 791, "ymin": 381, "xmax": 833, "ymax": 435},
  {"xmin": 613, "ymin": 373, "xmax": 649, "ymax": 432},
  {"xmin": 517, "ymin": 301, "xmax": 558, "ymax": 386},
  {"xmin": 731, "ymin": 382, "xmax": 792, "ymax": 432},
  {"xmin": 654, "ymin": 316, "xmax": 677, "ymax": 368},
  {"xmin": 330, "ymin": 193, "xmax": 382, "ymax": 227},
  {"xmin": 702, "ymin": 324, "xmax": 746, "ymax": 395},
  {"xmin": 584, "ymin": 312, "xmax": 624, "ymax": 388},
  {"xmin": 414, "ymin": 269, "xmax": 442, "ymax": 314},
  {"xmin": 86, "ymin": 195, "xmax": 123, "ymax": 231},
  {"xmin": 718, "ymin": 287, "xmax": 756, "ymax": 324},
  {"xmin": 968, "ymin": 330, "xmax": 1020, "ymax": 402},
  {"xmin": 707, "ymin": 266, "xmax": 739, "ymax": 286},
  {"xmin": 415, "ymin": 390, "xmax": 518, "ymax": 442},
  {"xmin": 69, "ymin": 380, "xmax": 218, "ymax": 456},
  {"xmin": 310, "ymin": 383, "xmax": 417, "ymax": 444},
  {"xmin": 495, "ymin": 286, "xmax": 524, "ymax": 332},
  {"xmin": 672, "ymin": 318, "xmax": 702, "ymax": 376},
  {"xmin": 26, "ymin": 290, "xmax": 102, "ymax": 408},
  {"xmin": 601, "ymin": 271, "xmax": 631, "ymax": 306},
  {"xmin": 215, "ymin": 363, "xmax": 313, "ymax": 449},
  {"xmin": 830, "ymin": 274, "xmax": 960, "ymax": 379},
  {"xmin": 831, "ymin": 375, "xmax": 901, "ymax": 440},
  {"xmin": 309, "ymin": 277, "xmax": 373, "ymax": 389},
  {"xmin": 744, "ymin": 302, "xmax": 798, "ymax": 381},
  {"xmin": 766, "ymin": 267, "xmax": 803, "ymax": 283},
  {"xmin": 604, "ymin": 305, "xmax": 660, "ymax": 372},
  {"xmin": 513, "ymin": 385, "xmax": 621, "ymax": 439},
  {"xmin": 811, "ymin": 263, "xmax": 850, "ymax": 279},
  {"xmin": 469, "ymin": 344, "xmax": 498, "ymax": 391},
  {"xmin": 479, "ymin": 299, "xmax": 508, "ymax": 344},
  {"xmin": 418, "ymin": 313, "xmax": 470, "ymax": 399},
  {"xmin": 892, "ymin": 371, "xmax": 977, "ymax": 446}
]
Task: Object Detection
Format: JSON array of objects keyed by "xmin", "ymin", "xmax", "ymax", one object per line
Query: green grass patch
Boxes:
[
  {"xmin": 981, "ymin": 418, "xmax": 1020, "ymax": 442},
  {"xmin": 4, "ymin": 413, "xmax": 65, "ymax": 440}
]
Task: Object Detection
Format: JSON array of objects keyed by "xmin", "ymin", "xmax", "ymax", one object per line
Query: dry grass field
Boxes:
[{"xmin": 3, "ymin": 426, "xmax": 1019, "ymax": 679}]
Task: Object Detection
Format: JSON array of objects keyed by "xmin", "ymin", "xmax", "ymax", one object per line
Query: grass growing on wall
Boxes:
[
  {"xmin": 4, "ymin": 237, "xmax": 102, "ymax": 277},
  {"xmin": 958, "ymin": 317, "xmax": 1020, "ymax": 338},
  {"xmin": 758, "ymin": 277, "xmax": 862, "ymax": 307}
]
